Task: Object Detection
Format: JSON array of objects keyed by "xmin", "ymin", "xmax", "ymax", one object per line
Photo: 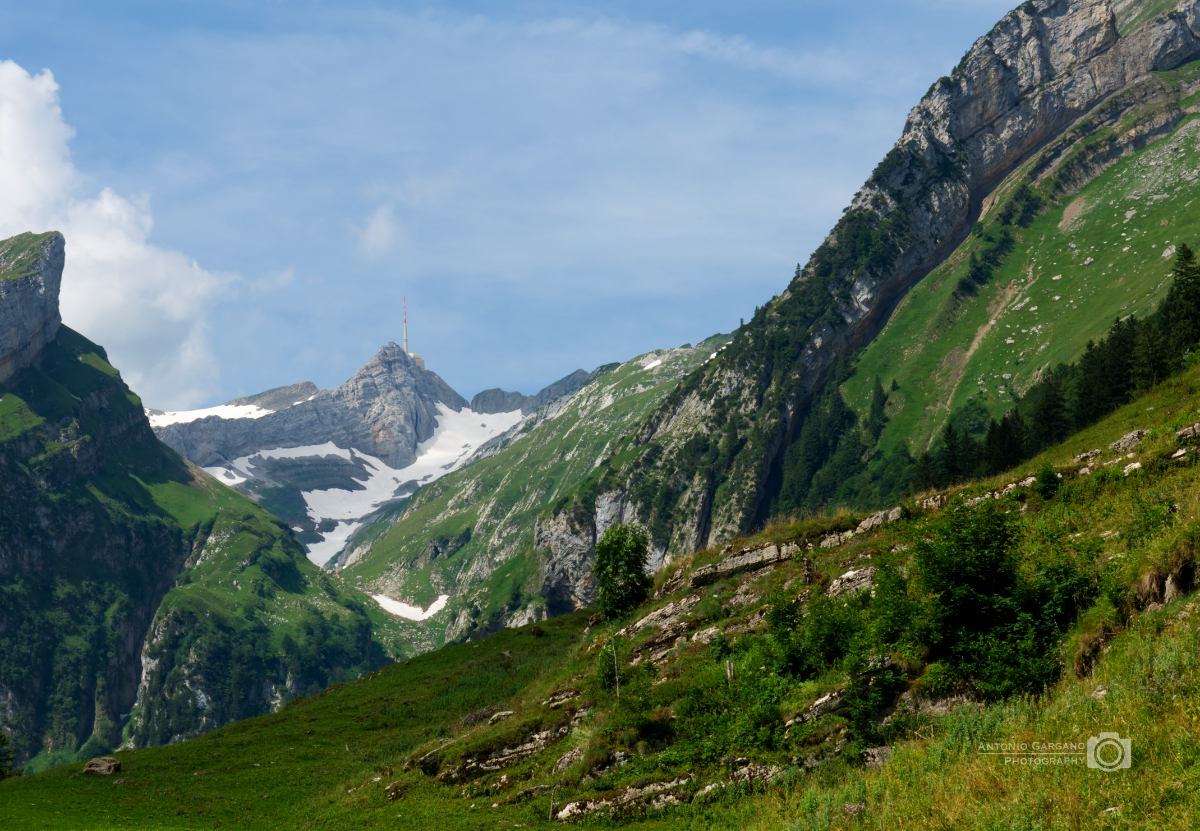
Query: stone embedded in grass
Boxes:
[
  {"xmin": 554, "ymin": 747, "xmax": 584, "ymax": 773},
  {"xmin": 863, "ymin": 746, "xmax": 894, "ymax": 770},
  {"xmin": 827, "ymin": 567, "xmax": 877, "ymax": 599},
  {"xmin": 1109, "ymin": 429, "xmax": 1150, "ymax": 453},
  {"xmin": 82, "ymin": 757, "xmax": 121, "ymax": 776}
]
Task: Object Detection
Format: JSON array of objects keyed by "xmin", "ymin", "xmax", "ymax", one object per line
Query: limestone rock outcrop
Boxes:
[{"xmin": 0, "ymin": 231, "xmax": 64, "ymax": 385}]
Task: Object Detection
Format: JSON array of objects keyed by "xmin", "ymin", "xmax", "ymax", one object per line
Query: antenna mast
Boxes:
[{"xmin": 404, "ymin": 296, "xmax": 408, "ymax": 355}]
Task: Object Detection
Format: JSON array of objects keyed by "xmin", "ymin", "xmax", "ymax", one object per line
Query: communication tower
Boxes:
[{"xmin": 404, "ymin": 297, "xmax": 425, "ymax": 370}]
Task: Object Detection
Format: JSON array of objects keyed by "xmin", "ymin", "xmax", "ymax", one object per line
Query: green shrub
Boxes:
[
  {"xmin": 594, "ymin": 524, "xmax": 651, "ymax": 620},
  {"xmin": 0, "ymin": 732, "xmax": 15, "ymax": 780},
  {"xmin": 1035, "ymin": 461, "xmax": 1060, "ymax": 500}
]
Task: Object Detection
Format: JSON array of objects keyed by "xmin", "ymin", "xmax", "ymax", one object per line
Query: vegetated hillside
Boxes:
[
  {"xmin": 9, "ymin": 362, "xmax": 1200, "ymax": 830},
  {"xmin": 0, "ymin": 319, "xmax": 398, "ymax": 771},
  {"xmin": 845, "ymin": 63, "xmax": 1200, "ymax": 457},
  {"xmin": 337, "ymin": 336, "xmax": 730, "ymax": 651},
  {"xmin": 533, "ymin": 0, "xmax": 1200, "ymax": 568}
]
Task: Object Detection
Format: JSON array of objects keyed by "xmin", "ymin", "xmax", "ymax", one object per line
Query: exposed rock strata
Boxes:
[
  {"xmin": 0, "ymin": 231, "xmax": 64, "ymax": 385},
  {"xmin": 689, "ymin": 543, "xmax": 795, "ymax": 588}
]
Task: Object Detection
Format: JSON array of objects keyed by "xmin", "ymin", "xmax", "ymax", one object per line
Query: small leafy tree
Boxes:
[
  {"xmin": 594, "ymin": 524, "xmax": 651, "ymax": 620},
  {"xmin": 0, "ymin": 731, "xmax": 15, "ymax": 780}
]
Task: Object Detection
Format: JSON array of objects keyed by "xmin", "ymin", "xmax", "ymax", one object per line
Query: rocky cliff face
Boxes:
[
  {"xmin": 156, "ymin": 344, "xmax": 468, "ymax": 470},
  {"xmin": 540, "ymin": 0, "xmax": 1200, "ymax": 572},
  {"xmin": 0, "ymin": 231, "xmax": 64, "ymax": 385}
]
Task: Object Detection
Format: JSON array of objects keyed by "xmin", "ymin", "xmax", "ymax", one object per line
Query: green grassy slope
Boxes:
[
  {"xmin": 339, "ymin": 335, "xmax": 729, "ymax": 648},
  {"xmin": 845, "ymin": 61, "xmax": 1200, "ymax": 458},
  {"xmin": 1116, "ymin": 0, "xmax": 1181, "ymax": 36},
  {"xmin": 0, "ymin": 326, "xmax": 398, "ymax": 771},
  {"xmin": 10, "ymin": 361, "xmax": 1200, "ymax": 830},
  {"xmin": 0, "ymin": 231, "xmax": 57, "ymax": 282}
]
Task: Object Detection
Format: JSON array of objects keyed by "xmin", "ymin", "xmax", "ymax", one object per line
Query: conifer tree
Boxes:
[
  {"xmin": 1102, "ymin": 317, "xmax": 1136, "ymax": 411},
  {"xmin": 1071, "ymin": 339, "xmax": 1107, "ymax": 428},
  {"xmin": 1131, "ymin": 320, "xmax": 1170, "ymax": 392},
  {"xmin": 1162, "ymin": 242, "xmax": 1200, "ymax": 354},
  {"xmin": 940, "ymin": 423, "xmax": 962, "ymax": 484},
  {"xmin": 866, "ymin": 376, "xmax": 889, "ymax": 439},
  {"xmin": 1031, "ymin": 371, "xmax": 1069, "ymax": 449},
  {"xmin": 913, "ymin": 451, "xmax": 939, "ymax": 493},
  {"xmin": 0, "ymin": 731, "xmax": 14, "ymax": 780}
]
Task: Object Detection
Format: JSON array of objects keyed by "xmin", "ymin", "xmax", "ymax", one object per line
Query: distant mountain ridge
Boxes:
[
  {"xmin": 155, "ymin": 344, "xmax": 467, "ymax": 471},
  {"xmin": 151, "ymin": 349, "xmax": 614, "ymax": 569},
  {"xmin": 470, "ymin": 369, "xmax": 591, "ymax": 415}
]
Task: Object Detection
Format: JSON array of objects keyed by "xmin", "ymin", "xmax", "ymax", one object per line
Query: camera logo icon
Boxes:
[{"xmin": 1087, "ymin": 733, "xmax": 1132, "ymax": 771}]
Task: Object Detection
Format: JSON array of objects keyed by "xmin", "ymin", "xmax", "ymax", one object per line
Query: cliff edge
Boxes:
[{"xmin": 0, "ymin": 231, "xmax": 64, "ymax": 385}]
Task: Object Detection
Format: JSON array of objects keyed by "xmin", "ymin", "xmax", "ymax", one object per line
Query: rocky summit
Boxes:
[{"xmin": 156, "ymin": 343, "xmax": 467, "ymax": 471}]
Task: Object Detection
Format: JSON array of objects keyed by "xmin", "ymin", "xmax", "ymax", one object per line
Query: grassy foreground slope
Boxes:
[
  {"xmin": 845, "ymin": 60, "xmax": 1200, "ymax": 457},
  {"xmin": 339, "ymin": 336, "xmax": 729, "ymax": 648},
  {"xmin": 10, "ymin": 361, "xmax": 1200, "ymax": 829}
]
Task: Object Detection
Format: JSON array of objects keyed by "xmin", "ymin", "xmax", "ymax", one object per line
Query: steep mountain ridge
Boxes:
[
  {"xmin": 536, "ymin": 0, "xmax": 1200, "ymax": 571},
  {"xmin": 0, "ymin": 232, "xmax": 395, "ymax": 767},
  {"xmin": 846, "ymin": 63, "xmax": 1200, "ymax": 462}
]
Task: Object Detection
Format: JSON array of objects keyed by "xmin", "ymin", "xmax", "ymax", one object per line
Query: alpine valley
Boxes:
[{"xmin": 8, "ymin": 2, "xmax": 1200, "ymax": 830}]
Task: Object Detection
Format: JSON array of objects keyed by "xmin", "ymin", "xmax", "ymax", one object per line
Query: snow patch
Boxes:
[
  {"xmin": 371, "ymin": 594, "xmax": 450, "ymax": 621},
  {"xmin": 306, "ymin": 520, "xmax": 365, "ymax": 567},
  {"xmin": 642, "ymin": 359, "xmax": 663, "ymax": 371},
  {"xmin": 218, "ymin": 405, "xmax": 522, "ymax": 566},
  {"xmin": 148, "ymin": 403, "xmax": 272, "ymax": 427}
]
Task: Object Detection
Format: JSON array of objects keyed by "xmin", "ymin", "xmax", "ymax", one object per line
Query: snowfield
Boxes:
[
  {"xmin": 201, "ymin": 404, "xmax": 523, "ymax": 566},
  {"xmin": 370, "ymin": 593, "xmax": 450, "ymax": 621},
  {"xmin": 147, "ymin": 403, "xmax": 272, "ymax": 427}
]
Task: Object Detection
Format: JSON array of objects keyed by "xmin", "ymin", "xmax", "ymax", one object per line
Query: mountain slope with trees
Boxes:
[
  {"xmin": 533, "ymin": 0, "xmax": 1200, "ymax": 570},
  {"xmin": 7, "ymin": 356, "xmax": 1200, "ymax": 829}
]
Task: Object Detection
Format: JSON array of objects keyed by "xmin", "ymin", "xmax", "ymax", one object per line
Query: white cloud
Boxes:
[
  {"xmin": 359, "ymin": 202, "xmax": 401, "ymax": 257},
  {"xmin": 0, "ymin": 60, "xmax": 231, "ymax": 409},
  {"xmin": 254, "ymin": 266, "xmax": 296, "ymax": 292}
]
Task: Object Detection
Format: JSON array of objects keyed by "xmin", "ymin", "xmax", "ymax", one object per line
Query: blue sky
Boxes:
[{"xmin": 0, "ymin": 0, "xmax": 1014, "ymax": 408}]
